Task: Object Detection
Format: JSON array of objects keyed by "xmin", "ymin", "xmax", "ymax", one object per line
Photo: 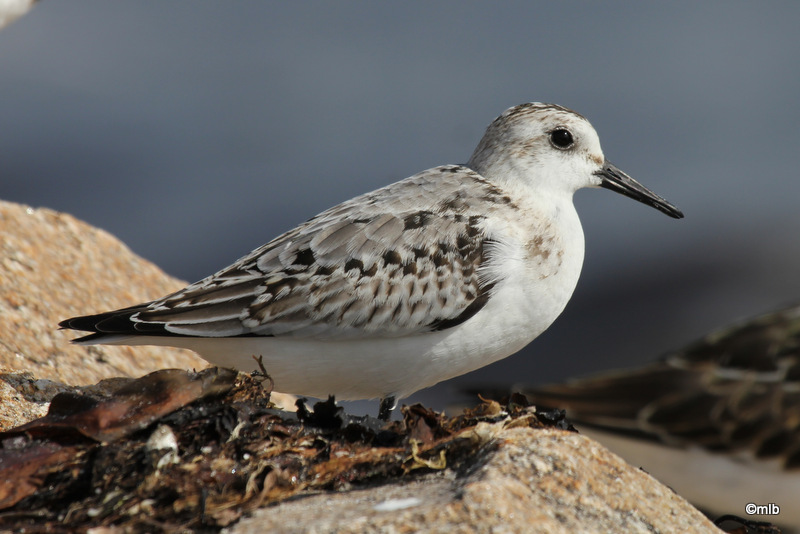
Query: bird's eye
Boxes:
[{"xmin": 549, "ymin": 128, "xmax": 574, "ymax": 149}]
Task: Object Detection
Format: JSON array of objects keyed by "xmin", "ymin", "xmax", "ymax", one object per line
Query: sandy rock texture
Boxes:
[
  {"xmin": 0, "ymin": 200, "xmax": 208, "ymax": 428},
  {"xmin": 231, "ymin": 427, "xmax": 721, "ymax": 534}
]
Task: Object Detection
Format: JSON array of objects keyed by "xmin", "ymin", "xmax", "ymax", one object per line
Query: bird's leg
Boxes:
[{"xmin": 378, "ymin": 395, "xmax": 396, "ymax": 421}]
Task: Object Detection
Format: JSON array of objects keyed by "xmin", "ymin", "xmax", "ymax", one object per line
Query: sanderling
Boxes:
[
  {"xmin": 60, "ymin": 102, "xmax": 683, "ymax": 420},
  {"xmin": 523, "ymin": 304, "xmax": 800, "ymax": 530}
]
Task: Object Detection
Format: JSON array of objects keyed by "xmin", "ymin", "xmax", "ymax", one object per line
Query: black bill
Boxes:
[{"xmin": 596, "ymin": 161, "xmax": 684, "ymax": 219}]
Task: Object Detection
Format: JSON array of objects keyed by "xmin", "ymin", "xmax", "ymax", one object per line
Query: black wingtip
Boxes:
[
  {"xmin": 58, "ymin": 316, "xmax": 81, "ymax": 329},
  {"xmin": 67, "ymin": 331, "xmax": 109, "ymax": 343},
  {"xmin": 59, "ymin": 304, "xmax": 168, "ymax": 340},
  {"xmin": 58, "ymin": 313, "xmax": 112, "ymax": 343},
  {"xmin": 59, "ymin": 313, "xmax": 107, "ymax": 333}
]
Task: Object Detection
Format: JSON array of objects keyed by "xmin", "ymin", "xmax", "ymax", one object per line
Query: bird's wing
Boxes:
[
  {"xmin": 63, "ymin": 165, "xmax": 516, "ymax": 340},
  {"xmin": 527, "ymin": 305, "xmax": 800, "ymax": 467}
]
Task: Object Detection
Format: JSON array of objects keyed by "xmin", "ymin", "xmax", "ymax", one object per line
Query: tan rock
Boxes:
[
  {"xmin": 230, "ymin": 427, "xmax": 720, "ymax": 534},
  {"xmin": 0, "ymin": 200, "xmax": 208, "ymax": 428}
]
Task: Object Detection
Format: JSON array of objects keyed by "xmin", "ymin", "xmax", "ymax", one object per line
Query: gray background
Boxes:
[{"xmin": 2, "ymin": 2, "xmax": 799, "ymax": 413}]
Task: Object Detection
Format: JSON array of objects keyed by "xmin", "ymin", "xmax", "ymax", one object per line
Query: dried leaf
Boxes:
[{"xmin": 7, "ymin": 368, "xmax": 236, "ymax": 443}]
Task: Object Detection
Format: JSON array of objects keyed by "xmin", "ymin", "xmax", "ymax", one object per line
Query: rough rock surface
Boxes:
[
  {"xmin": 0, "ymin": 200, "xmax": 208, "ymax": 428},
  {"xmin": 230, "ymin": 427, "xmax": 720, "ymax": 534}
]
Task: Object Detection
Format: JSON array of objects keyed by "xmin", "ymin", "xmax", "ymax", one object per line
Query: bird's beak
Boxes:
[{"xmin": 596, "ymin": 161, "xmax": 684, "ymax": 219}]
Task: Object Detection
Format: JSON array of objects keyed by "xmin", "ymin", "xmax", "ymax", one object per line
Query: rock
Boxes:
[
  {"xmin": 230, "ymin": 427, "xmax": 720, "ymax": 534},
  {"xmin": 0, "ymin": 200, "xmax": 207, "ymax": 428}
]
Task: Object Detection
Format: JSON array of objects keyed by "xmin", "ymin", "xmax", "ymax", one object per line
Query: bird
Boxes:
[
  {"xmin": 60, "ymin": 102, "xmax": 683, "ymax": 420},
  {"xmin": 518, "ymin": 303, "xmax": 800, "ymax": 532}
]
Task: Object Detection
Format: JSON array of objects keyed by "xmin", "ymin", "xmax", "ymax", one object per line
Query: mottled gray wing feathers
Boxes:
[
  {"xmin": 126, "ymin": 165, "xmax": 507, "ymax": 339},
  {"xmin": 527, "ymin": 305, "xmax": 800, "ymax": 468}
]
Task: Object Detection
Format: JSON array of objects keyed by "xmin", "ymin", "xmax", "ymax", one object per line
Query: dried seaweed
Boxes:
[{"xmin": 0, "ymin": 368, "xmax": 569, "ymax": 533}]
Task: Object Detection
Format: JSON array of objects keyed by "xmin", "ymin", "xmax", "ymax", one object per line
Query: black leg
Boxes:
[{"xmin": 378, "ymin": 396, "xmax": 396, "ymax": 421}]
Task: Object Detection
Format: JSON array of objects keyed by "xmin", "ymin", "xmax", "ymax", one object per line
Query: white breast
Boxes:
[{"xmin": 420, "ymin": 191, "xmax": 586, "ymax": 384}]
